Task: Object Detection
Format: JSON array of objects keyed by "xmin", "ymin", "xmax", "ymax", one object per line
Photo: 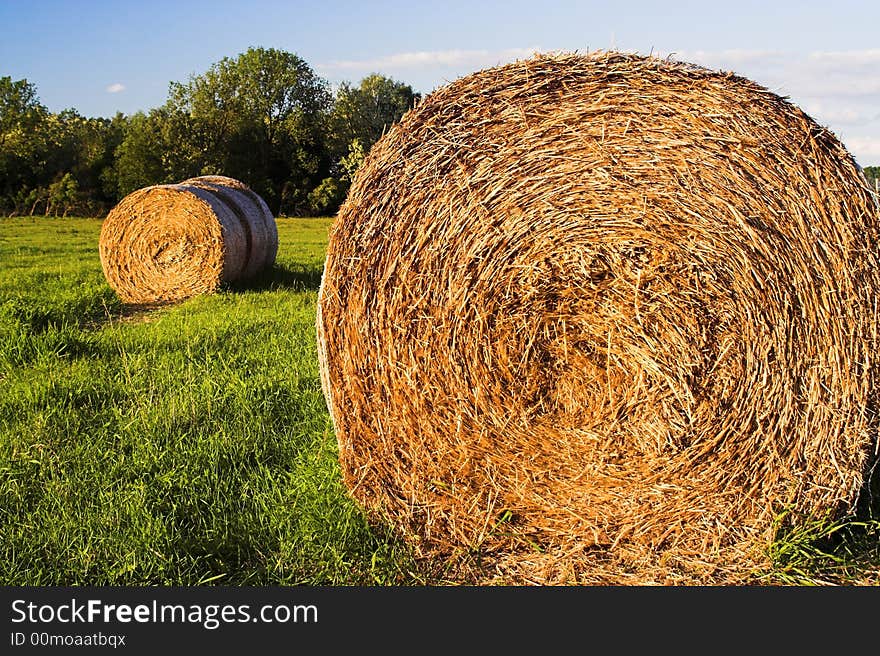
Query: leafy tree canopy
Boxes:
[
  {"xmin": 0, "ymin": 51, "xmax": 421, "ymax": 216},
  {"xmin": 331, "ymin": 74, "xmax": 419, "ymax": 154}
]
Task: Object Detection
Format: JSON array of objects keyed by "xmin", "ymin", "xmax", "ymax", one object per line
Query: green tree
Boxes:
[
  {"xmin": 0, "ymin": 76, "xmax": 50, "ymax": 211},
  {"xmin": 307, "ymin": 176, "xmax": 347, "ymax": 215},
  {"xmin": 324, "ymin": 74, "xmax": 419, "ymax": 209},
  {"xmin": 47, "ymin": 172, "xmax": 79, "ymax": 216},
  {"xmin": 0, "ymin": 60, "xmax": 422, "ymax": 218},
  {"xmin": 864, "ymin": 165, "xmax": 879, "ymax": 192},
  {"xmin": 108, "ymin": 111, "xmax": 167, "ymax": 197},
  {"xmin": 80, "ymin": 112, "xmax": 127, "ymax": 209},
  {"xmin": 0, "ymin": 76, "xmax": 43, "ymax": 136},
  {"xmin": 45, "ymin": 110, "xmax": 126, "ymax": 211},
  {"xmin": 331, "ymin": 74, "xmax": 419, "ymax": 157},
  {"xmin": 166, "ymin": 46, "xmax": 333, "ymax": 214},
  {"xmin": 1, "ymin": 77, "xmax": 127, "ymax": 215},
  {"xmin": 339, "ymin": 137, "xmax": 367, "ymax": 183}
]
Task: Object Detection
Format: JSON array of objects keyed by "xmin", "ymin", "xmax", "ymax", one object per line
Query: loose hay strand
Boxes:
[{"xmin": 316, "ymin": 51, "xmax": 880, "ymax": 584}]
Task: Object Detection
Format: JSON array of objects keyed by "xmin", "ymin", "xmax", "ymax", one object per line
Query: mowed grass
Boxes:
[
  {"xmin": 1, "ymin": 216, "xmax": 878, "ymax": 586},
  {"xmin": 0, "ymin": 216, "xmax": 428, "ymax": 585}
]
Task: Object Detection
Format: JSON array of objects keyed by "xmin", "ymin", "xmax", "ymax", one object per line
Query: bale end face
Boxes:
[{"xmin": 316, "ymin": 51, "xmax": 880, "ymax": 583}]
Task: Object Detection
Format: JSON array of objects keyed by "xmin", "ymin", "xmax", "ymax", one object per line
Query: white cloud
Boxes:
[
  {"xmin": 808, "ymin": 49, "xmax": 880, "ymax": 67},
  {"xmin": 673, "ymin": 49, "xmax": 787, "ymax": 68},
  {"xmin": 664, "ymin": 48, "xmax": 880, "ymax": 99},
  {"xmin": 317, "ymin": 46, "xmax": 880, "ymax": 164},
  {"xmin": 317, "ymin": 46, "xmax": 541, "ymax": 73},
  {"xmin": 662, "ymin": 48, "xmax": 880, "ymax": 164},
  {"xmin": 106, "ymin": 83, "xmax": 125, "ymax": 94},
  {"xmin": 843, "ymin": 137, "xmax": 880, "ymax": 162},
  {"xmin": 802, "ymin": 104, "xmax": 878, "ymax": 126},
  {"xmin": 797, "ymin": 50, "xmax": 880, "ymax": 98}
]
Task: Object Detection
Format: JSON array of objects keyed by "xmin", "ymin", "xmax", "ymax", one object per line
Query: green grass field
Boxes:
[
  {"xmin": 1, "ymin": 216, "xmax": 878, "ymax": 585},
  {"xmin": 0, "ymin": 216, "xmax": 430, "ymax": 585}
]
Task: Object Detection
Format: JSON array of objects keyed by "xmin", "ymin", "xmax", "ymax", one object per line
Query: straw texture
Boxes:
[
  {"xmin": 99, "ymin": 175, "xmax": 277, "ymax": 304},
  {"xmin": 316, "ymin": 51, "xmax": 880, "ymax": 583}
]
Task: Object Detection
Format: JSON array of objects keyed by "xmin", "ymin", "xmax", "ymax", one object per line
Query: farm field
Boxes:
[
  {"xmin": 1, "ymin": 216, "xmax": 879, "ymax": 586},
  {"xmin": 0, "ymin": 216, "xmax": 428, "ymax": 585}
]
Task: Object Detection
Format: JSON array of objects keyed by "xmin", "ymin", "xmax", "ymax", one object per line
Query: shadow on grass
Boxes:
[
  {"xmin": 96, "ymin": 263, "xmax": 324, "ymax": 326},
  {"xmin": 227, "ymin": 263, "xmax": 324, "ymax": 293}
]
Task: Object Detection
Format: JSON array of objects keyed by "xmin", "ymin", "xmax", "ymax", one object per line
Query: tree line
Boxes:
[
  {"xmin": 0, "ymin": 47, "xmax": 419, "ymax": 217},
  {"xmin": 2, "ymin": 47, "xmax": 878, "ymax": 218}
]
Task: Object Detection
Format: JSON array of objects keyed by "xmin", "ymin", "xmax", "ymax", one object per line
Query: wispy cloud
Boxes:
[
  {"xmin": 106, "ymin": 83, "xmax": 125, "ymax": 94},
  {"xmin": 845, "ymin": 137, "xmax": 880, "ymax": 161},
  {"xmin": 319, "ymin": 46, "xmax": 880, "ymax": 164},
  {"xmin": 317, "ymin": 46, "xmax": 541, "ymax": 73},
  {"xmin": 661, "ymin": 48, "xmax": 880, "ymax": 98},
  {"xmin": 672, "ymin": 49, "xmax": 787, "ymax": 67},
  {"xmin": 659, "ymin": 48, "xmax": 880, "ymax": 164},
  {"xmin": 801, "ymin": 105, "xmax": 880, "ymax": 127},
  {"xmin": 808, "ymin": 49, "xmax": 880, "ymax": 67}
]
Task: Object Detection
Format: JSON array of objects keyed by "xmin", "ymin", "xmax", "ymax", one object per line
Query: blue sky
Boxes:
[{"xmin": 2, "ymin": 0, "xmax": 879, "ymax": 164}]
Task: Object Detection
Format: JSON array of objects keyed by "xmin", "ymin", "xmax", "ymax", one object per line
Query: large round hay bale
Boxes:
[
  {"xmin": 316, "ymin": 51, "xmax": 880, "ymax": 583},
  {"xmin": 99, "ymin": 175, "xmax": 277, "ymax": 304}
]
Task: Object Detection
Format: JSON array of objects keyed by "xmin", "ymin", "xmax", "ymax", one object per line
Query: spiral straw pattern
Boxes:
[{"xmin": 316, "ymin": 52, "xmax": 880, "ymax": 583}]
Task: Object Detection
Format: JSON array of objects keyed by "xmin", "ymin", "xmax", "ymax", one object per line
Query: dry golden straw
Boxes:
[
  {"xmin": 99, "ymin": 175, "xmax": 277, "ymax": 304},
  {"xmin": 316, "ymin": 51, "xmax": 880, "ymax": 584}
]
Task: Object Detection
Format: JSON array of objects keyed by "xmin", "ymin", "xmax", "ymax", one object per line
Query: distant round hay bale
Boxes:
[
  {"xmin": 99, "ymin": 175, "xmax": 277, "ymax": 304},
  {"xmin": 316, "ymin": 51, "xmax": 880, "ymax": 582}
]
